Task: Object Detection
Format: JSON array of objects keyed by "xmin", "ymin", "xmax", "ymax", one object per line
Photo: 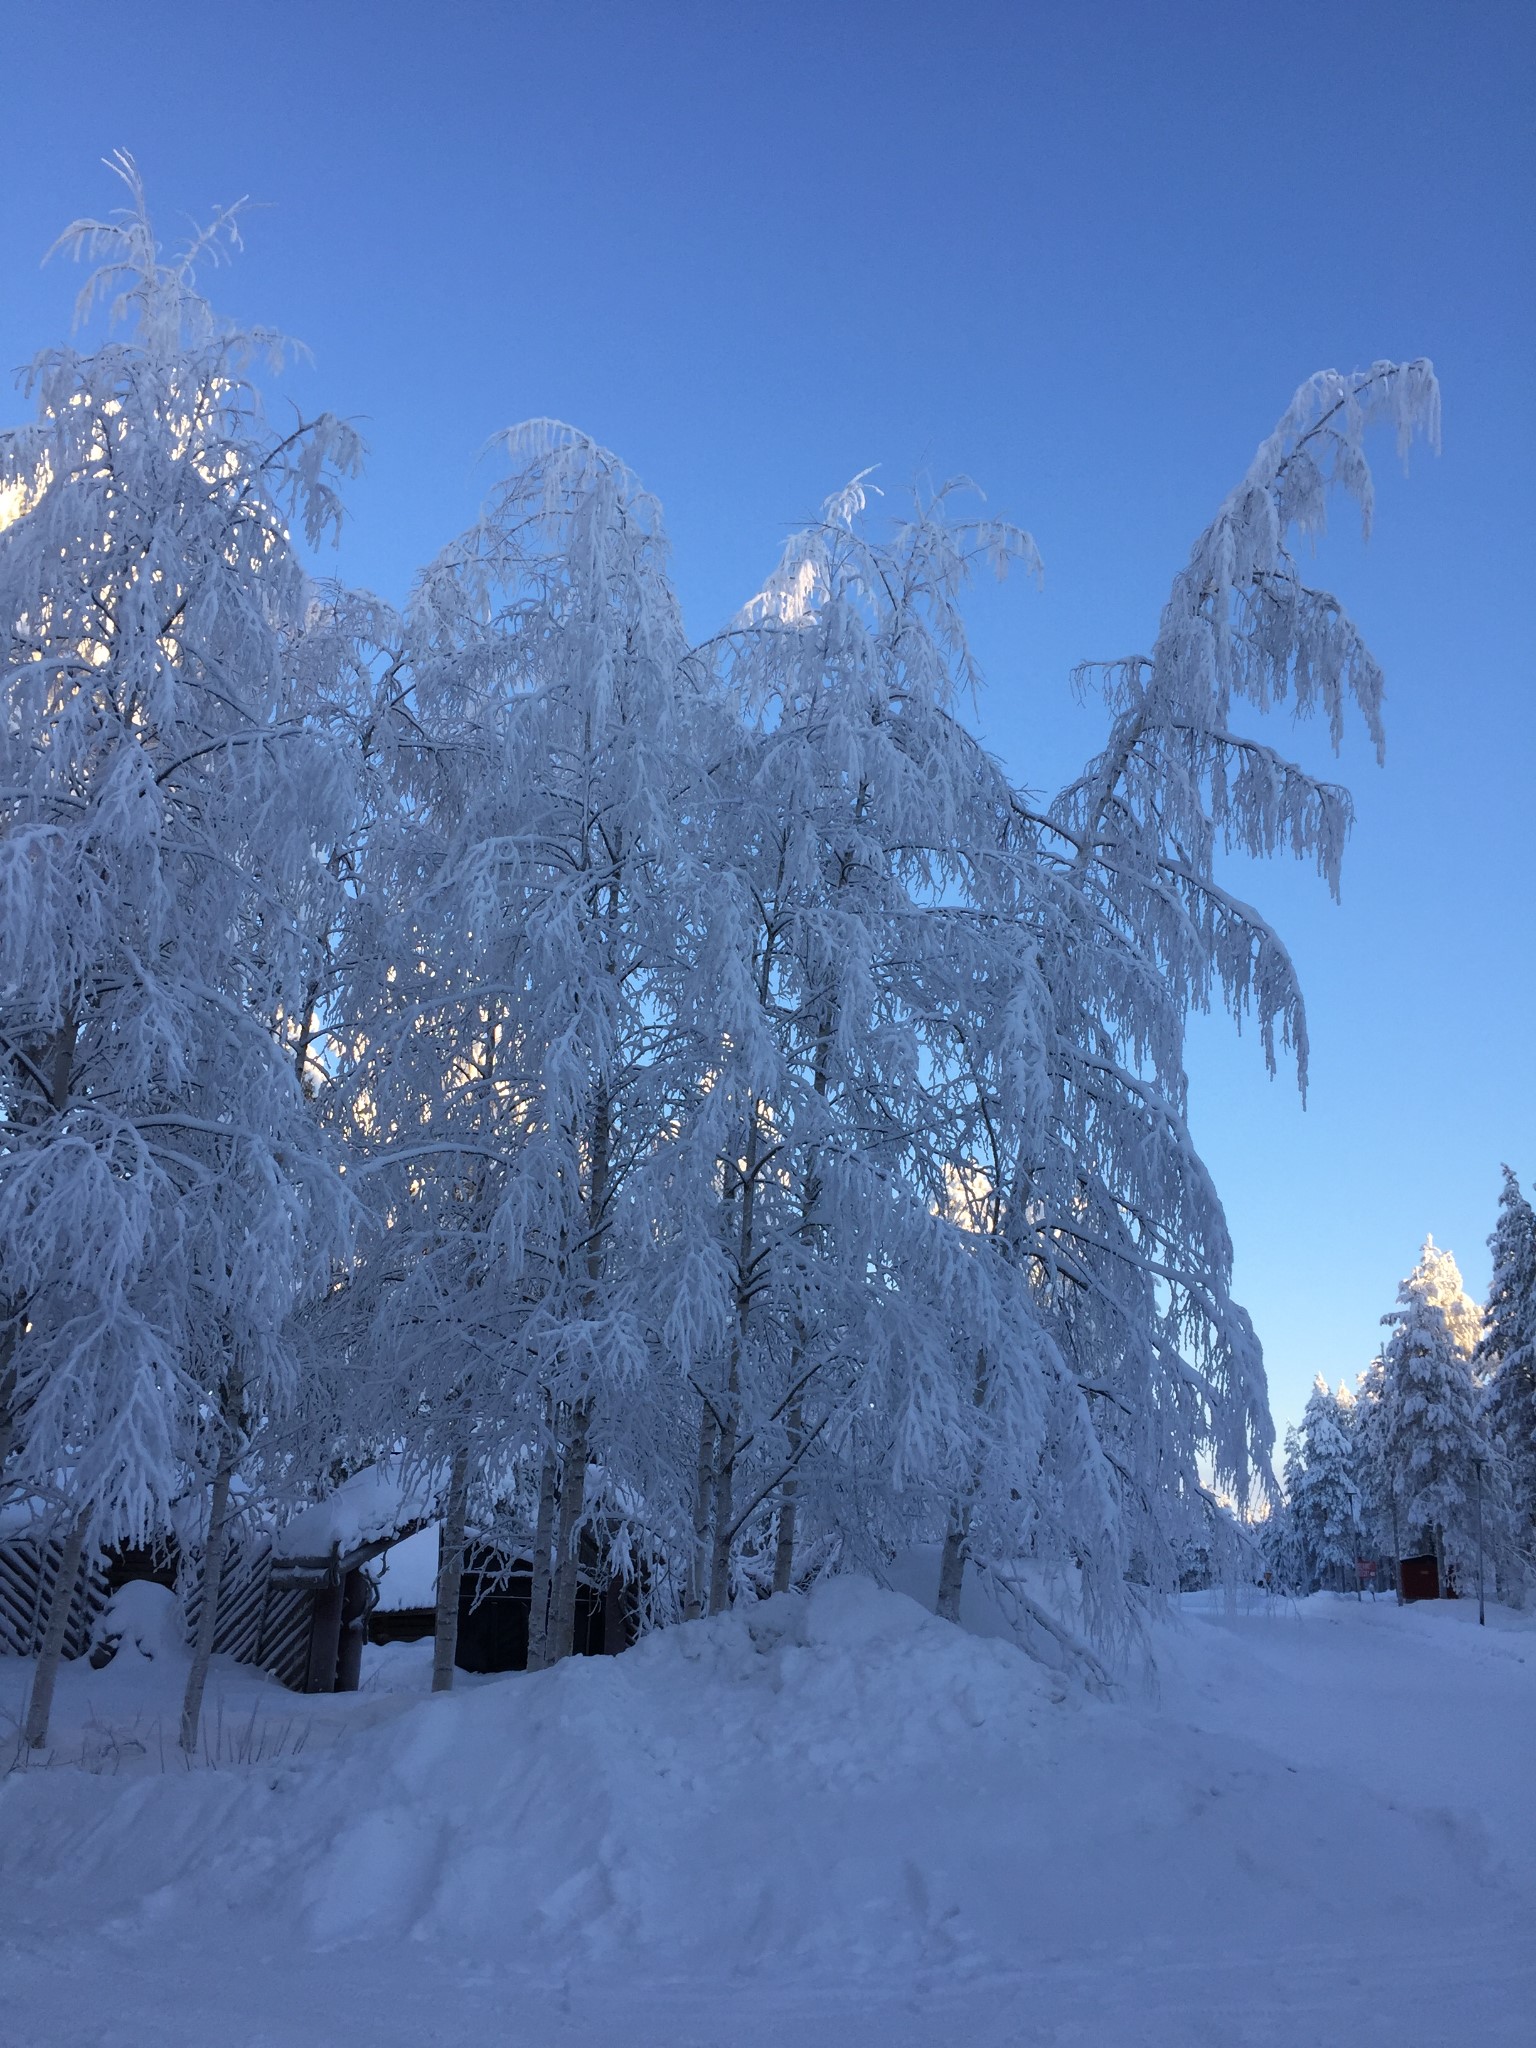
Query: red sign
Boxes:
[{"xmin": 1355, "ymin": 1560, "xmax": 1377, "ymax": 1582}]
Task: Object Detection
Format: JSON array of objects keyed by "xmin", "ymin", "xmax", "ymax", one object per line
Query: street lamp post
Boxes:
[{"xmin": 1473, "ymin": 1455, "xmax": 1486, "ymax": 1627}]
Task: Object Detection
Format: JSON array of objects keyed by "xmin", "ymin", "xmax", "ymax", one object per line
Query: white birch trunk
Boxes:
[
  {"xmin": 525, "ymin": 1437, "xmax": 559, "ymax": 1671},
  {"xmin": 685, "ymin": 1399, "xmax": 718, "ymax": 1621},
  {"xmin": 23, "ymin": 1508, "xmax": 90, "ymax": 1749},
  {"xmin": 180, "ymin": 1460, "xmax": 235, "ymax": 1753},
  {"xmin": 0, "ymin": 1317, "xmax": 18, "ymax": 1487},
  {"xmin": 546, "ymin": 1414, "xmax": 590, "ymax": 1665},
  {"xmin": 707, "ymin": 1380, "xmax": 739, "ymax": 1617},
  {"xmin": 937, "ymin": 1348, "xmax": 990, "ymax": 1623},
  {"xmin": 771, "ymin": 1399, "xmax": 804, "ymax": 1596},
  {"xmin": 936, "ymin": 1514, "xmax": 968, "ymax": 1624},
  {"xmin": 432, "ymin": 1445, "xmax": 470, "ymax": 1694}
]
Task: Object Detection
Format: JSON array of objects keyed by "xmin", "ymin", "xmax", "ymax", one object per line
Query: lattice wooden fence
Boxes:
[
  {"xmin": 0, "ymin": 1531, "xmax": 110, "ymax": 1659},
  {"xmin": 181, "ymin": 1542, "xmax": 315, "ymax": 1691},
  {"xmin": 0, "ymin": 1533, "xmax": 315, "ymax": 1689}
]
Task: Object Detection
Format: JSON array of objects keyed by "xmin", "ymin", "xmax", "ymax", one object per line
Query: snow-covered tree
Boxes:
[
  {"xmin": 0, "ymin": 161, "xmax": 359, "ymax": 1744},
  {"xmin": 1026, "ymin": 361, "xmax": 1440, "ymax": 1596},
  {"xmin": 1476, "ymin": 1166, "xmax": 1536, "ymax": 1582},
  {"xmin": 1265, "ymin": 1424, "xmax": 1314, "ymax": 1592},
  {"xmin": 0, "ymin": 163, "xmax": 1445, "ymax": 1693},
  {"xmin": 1369, "ymin": 1239, "xmax": 1486, "ymax": 1581},
  {"xmin": 338, "ymin": 421, "xmax": 738, "ymax": 1676},
  {"xmin": 698, "ymin": 478, "xmax": 1118, "ymax": 1644},
  {"xmin": 1293, "ymin": 1378, "xmax": 1362, "ymax": 1590}
]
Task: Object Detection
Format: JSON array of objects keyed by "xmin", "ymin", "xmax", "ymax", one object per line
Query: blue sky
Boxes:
[{"xmin": 2, "ymin": 1, "xmax": 1530, "ymax": 1438}]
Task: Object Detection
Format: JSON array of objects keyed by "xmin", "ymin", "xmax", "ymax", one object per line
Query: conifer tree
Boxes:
[
  {"xmin": 1294, "ymin": 1378, "xmax": 1362, "ymax": 1591},
  {"xmin": 1373, "ymin": 1239, "xmax": 1487, "ymax": 1581},
  {"xmin": 1270, "ymin": 1423, "xmax": 1314, "ymax": 1591},
  {"xmin": 1476, "ymin": 1166, "xmax": 1536, "ymax": 1579}
]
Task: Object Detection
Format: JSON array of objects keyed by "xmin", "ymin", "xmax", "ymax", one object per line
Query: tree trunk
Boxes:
[
  {"xmin": 708, "ymin": 1380, "xmax": 740, "ymax": 1617},
  {"xmin": 936, "ymin": 1513, "xmax": 968, "ymax": 1624},
  {"xmin": 180, "ymin": 1461, "xmax": 237, "ymax": 1753},
  {"xmin": 937, "ymin": 1348, "xmax": 990, "ymax": 1624},
  {"xmin": 771, "ymin": 1400, "xmax": 804, "ymax": 1595},
  {"xmin": 525, "ymin": 1437, "xmax": 559, "ymax": 1671},
  {"xmin": 432, "ymin": 1445, "xmax": 471, "ymax": 1694},
  {"xmin": 546, "ymin": 1411, "xmax": 591, "ymax": 1666},
  {"xmin": 685, "ymin": 1399, "xmax": 718, "ymax": 1621},
  {"xmin": 336, "ymin": 1568, "xmax": 371, "ymax": 1691},
  {"xmin": 23, "ymin": 1509, "xmax": 91, "ymax": 1749}
]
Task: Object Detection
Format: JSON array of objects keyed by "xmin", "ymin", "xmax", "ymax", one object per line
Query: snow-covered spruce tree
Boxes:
[
  {"xmin": 1266, "ymin": 1424, "xmax": 1314, "ymax": 1592},
  {"xmin": 1294, "ymin": 1377, "xmax": 1362, "ymax": 1591},
  {"xmin": 339, "ymin": 422, "xmax": 734, "ymax": 1675},
  {"xmin": 1373, "ymin": 1239, "xmax": 1487, "ymax": 1581},
  {"xmin": 0, "ymin": 162, "xmax": 358, "ymax": 1746},
  {"xmin": 1476, "ymin": 1166, "xmax": 1536, "ymax": 1587},
  {"xmin": 1351, "ymin": 1348, "xmax": 1399, "ymax": 1568}
]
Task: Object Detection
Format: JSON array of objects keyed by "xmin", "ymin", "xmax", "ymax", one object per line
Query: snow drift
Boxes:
[{"xmin": 3, "ymin": 1580, "xmax": 1534, "ymax": 2045}]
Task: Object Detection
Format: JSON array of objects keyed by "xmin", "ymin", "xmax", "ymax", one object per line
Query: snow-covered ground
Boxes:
[{"xmin": 2, "ymin": 1581, "xmax": 1531, "ymax": 2047}]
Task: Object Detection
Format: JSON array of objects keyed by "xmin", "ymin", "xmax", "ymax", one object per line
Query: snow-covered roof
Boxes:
[{"xmin": 274, "ymin": 1461, "xmax": 436, "ymax": 1564}]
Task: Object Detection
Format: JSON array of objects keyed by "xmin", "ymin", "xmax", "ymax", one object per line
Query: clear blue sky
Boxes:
[{"xmin": 3, "ymin": 1, "xmax": 1530, "ymax": 1439}]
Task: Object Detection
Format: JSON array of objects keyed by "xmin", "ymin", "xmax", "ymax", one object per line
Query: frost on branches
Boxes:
[
  {"xmin": 0, "ymin": 161, "xmax": 359, "ymax": 1745},
  {"xmin": 0, "ymin": 165, "xmax": 1444, "ymax": 1733}
]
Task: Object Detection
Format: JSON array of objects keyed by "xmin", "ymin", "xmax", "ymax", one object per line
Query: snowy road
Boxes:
[{"xmin": 3, "ymin": 1584, "xmax": 1532, "ymax": 2047}]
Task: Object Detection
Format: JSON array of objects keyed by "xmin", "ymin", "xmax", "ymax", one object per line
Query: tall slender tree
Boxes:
[
  {"xmin": 1476, "ymin": 1166, "xmax": 1536, "ymax": 1585},
  {"xmin": 0, "ymin": 160, "xmax": 358, "ymax": 1745}
]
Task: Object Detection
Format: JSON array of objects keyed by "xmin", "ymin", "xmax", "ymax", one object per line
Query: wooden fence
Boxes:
[
  {"xmin": 0, "ymin": 1530, "xmax": 109, "ymax": 1660},
  {"xmin": 0, "ymin": 1533, "xmax": 315, "ymax": 1690}
]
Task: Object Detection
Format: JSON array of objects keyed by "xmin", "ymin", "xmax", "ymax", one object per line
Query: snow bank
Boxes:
[{"xmin": 2, "ymin": 1580, "xmax": 1533, "ymax": 2046}]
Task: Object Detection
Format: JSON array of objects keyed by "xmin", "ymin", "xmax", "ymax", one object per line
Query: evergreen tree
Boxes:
[
  {"xmin": 1294, "ymin": 1378, "xmax": 1362, "ymax": 1590},
  {"xmin": 1476, "ymin": 1166, "xmax": 1536, "ymax": 1579},
  {"xmin": 1375, "ymin": 1239, "xmax": 1487, "ymax": 1581},
  {"xmin": 1270, "ymin": 1423, "xmax": 1314, "ymax": 1592}
]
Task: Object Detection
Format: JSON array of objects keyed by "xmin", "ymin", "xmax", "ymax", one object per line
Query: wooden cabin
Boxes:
[
  {"xmin": 1, "ymin": 1463, "xmax": 640, "ymax": 1694},
  {"xmin": 368, "ymin": 1526, "xmax": 636, "ymax": 1672}
]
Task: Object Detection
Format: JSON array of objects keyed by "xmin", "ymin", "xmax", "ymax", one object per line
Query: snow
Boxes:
[
  {"xmin": 273, "ymin": 1462, "xmax": 435, "ymax": 1563},
  {"xmin": 89, "ymin": 1580, "xmax": 184, "ymax": 1663},
  {"xmin": 2, "ymin": 1579, "xmax": 1532, "ymax": 2046}
]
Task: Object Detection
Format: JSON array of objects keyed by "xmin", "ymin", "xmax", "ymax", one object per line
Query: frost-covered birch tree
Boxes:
[
  {"xmin": 339, "ymin": 422, "xmax": 736, "ymax": 1674},
  {"xmin": 1025, "ymin": 362, "xmax": 1441, "ymax": 1587},
  {"xmin": 697, "ymin": 479, "xmax": 1100, "ymax": 1624},
  {"xmin": 0, "ymin": 161, "xmax": 358, "ymax": 1745},
  {"xmin": 1, "ymin": 166, "xmax": 1447, "ymax": 1693}
]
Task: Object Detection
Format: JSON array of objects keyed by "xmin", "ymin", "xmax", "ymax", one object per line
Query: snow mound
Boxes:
[
  {"xmin": 90, "ymin": 1580, "xmax": 185, "ymax": 1665},
  {"xmin": 3, "ymin": 1582, "xmax": 1534, "ymax": 2045},
  {"xmin": 301, "ymin": 1578, "xmax": 1064, "ymax": 1963}
]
